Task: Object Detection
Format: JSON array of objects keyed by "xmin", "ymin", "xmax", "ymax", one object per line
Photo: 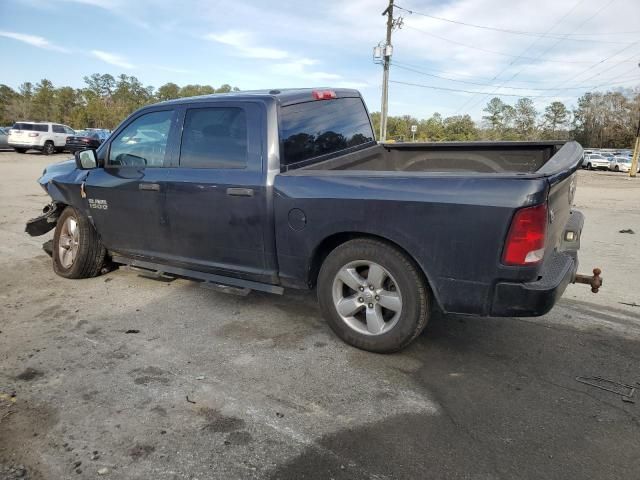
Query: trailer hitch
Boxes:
[{"xmin": 574, "ymin": 268, "xmax": 603, "ymax": 293}]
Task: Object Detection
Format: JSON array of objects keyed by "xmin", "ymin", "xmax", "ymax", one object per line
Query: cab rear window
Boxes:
[{"xmin": 280, "ymin": 97, "xmax": 374, "ymax": 166}]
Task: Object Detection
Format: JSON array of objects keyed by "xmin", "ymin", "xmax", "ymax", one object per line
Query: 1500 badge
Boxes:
[{"xmin": 88, "ymin": 198, "xmax": 108, "ymax": 210}]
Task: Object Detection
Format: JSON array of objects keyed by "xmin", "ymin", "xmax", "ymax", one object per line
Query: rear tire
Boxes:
[
  {"xmin": 14, "ymin": 148, "xmax": 27, "ymax": 153},
  {"xmin": 42, "ymin": 141, "xmax": 55, "ymax": 155},
  {"xmin": 53, "ymin": 207, "xmax": 106, "ymax": 279},
  {"xmin": 317, "ymin": 238, "xmax": 430, "ymax": 353}
]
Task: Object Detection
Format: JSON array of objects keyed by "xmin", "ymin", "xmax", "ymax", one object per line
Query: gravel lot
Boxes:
[{"xmin": 1, "ymin": 150, "xmax": 639, "ymax": 480}]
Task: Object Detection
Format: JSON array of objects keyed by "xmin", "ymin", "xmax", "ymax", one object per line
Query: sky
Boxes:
[{"xmin": 0, "ymin": 0, "xmax": 639, "ymax": 122}]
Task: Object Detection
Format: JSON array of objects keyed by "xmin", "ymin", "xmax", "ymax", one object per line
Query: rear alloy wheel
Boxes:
[
  {"xmin": 43, "ymin": 141, "xmax": 55, "ymax": 155},
  {"xmin": 53, "ymin": 207, "xmax": 106, "ymax": 279},
  {"xmin": 318, "ymin": 239, "xmax": 430, "ymax": 353}
]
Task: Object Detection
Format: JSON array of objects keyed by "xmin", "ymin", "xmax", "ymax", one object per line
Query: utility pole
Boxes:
[
  {"xmin": 630, "ymin": 115, "xmax": 640, "ymax": 178},
  {"xmin": 379, "ymin": 0, "xmax": 394, "ymax": 142},
  {"xmin": 630, "ymin": 62, "xmax": 640, "ymax": 178}
]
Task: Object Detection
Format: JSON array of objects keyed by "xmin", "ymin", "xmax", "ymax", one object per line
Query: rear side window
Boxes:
[
  {"xmin": 179, "ymin": 107, "xmax": 248, "ymax": 169},
  {"xmin": 12, "ymin": 123, "xmax": 48, "ymax": 132},
  {"xmin": 280, "ymin": 97, "xmax": 374, "ymax": 166},
  {"xmin": 52, "ymin": 125, "xmax": 65, "ymax": 133}
]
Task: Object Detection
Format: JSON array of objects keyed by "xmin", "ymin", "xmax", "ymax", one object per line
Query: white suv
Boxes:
[{"xmin": 8, "ymin": 122, "xmax": 75, "ymax": 155}]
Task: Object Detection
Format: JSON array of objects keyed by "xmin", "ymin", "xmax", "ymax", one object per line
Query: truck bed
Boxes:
[{"xmin": 295, "ymin": 141, "xmax": 567, "ymax": 175}]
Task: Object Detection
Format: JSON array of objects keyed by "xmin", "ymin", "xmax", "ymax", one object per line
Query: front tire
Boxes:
[
  {"xmin": 317, "ymin": 239, "xmax": 430, "ymax": 353},
  {"xmin": 14, "ymin": 148, "xmax": 27, "ymax": 153},
  {"xmin": 614, "ymin": 165, "xmax": 619, "ymax": 172},
  {"xmin": 587, "ymin": 163, "xmax": 593, "ymax": 170},
  {"xmin": 53, "ymin": 207, "xmax": 106, "ymax": 279}
]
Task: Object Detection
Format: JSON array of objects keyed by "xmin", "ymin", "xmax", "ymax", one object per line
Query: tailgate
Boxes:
[{"xmin": 541, "ymin": 141, "xmax": 583, "ymax": 256}]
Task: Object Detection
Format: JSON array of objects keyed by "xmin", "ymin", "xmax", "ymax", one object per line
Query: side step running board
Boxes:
[{"xmin": 112, "ymin": 255, "xmax": 284, "ymax": 295}]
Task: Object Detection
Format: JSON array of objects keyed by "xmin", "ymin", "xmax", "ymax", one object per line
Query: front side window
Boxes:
[
  {"xmin": 179, "ymin": 107, "xmax": 248, "ymax": 169},
  {"xmin": 280, "ymin": 97, "xmax": 375, "ymax": 166},
  {"xmin": 109, "ymin": 110, "xmax": 173, "ymax": 167}
]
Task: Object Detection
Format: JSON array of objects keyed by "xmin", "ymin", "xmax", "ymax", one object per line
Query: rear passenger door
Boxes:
[
  {"xmin": 162, "ymin": 102, "xmax": 272, "ymax": 282},
  {"xmin": 52, "ymin": 124, "xmax": 66, "ymax": 147}
]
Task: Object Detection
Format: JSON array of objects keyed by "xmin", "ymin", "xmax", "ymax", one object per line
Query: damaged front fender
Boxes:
[{"xmin": 25, "ymin": 202, "xmax": 64, "ymax": 236}]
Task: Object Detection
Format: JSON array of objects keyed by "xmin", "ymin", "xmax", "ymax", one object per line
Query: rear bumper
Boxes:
[
  {"xmin": 9, "ymin": 142, "xmax": 42, "ymax": 149},
  {"xmin": 491, "ymin": 250, "xmax": 577, "ymax": 316},
  {"xmin": 490, "ymin": 210, "xmax": 583, "ymax": 317}
]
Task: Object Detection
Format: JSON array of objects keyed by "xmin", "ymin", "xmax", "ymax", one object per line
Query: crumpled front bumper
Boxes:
[{"xmin": 25, "ymin": 203, "xmax": 63, "ymax": 236}]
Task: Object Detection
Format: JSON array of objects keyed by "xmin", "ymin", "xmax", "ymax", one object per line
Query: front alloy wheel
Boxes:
[
  {"xmin": 52, "ymin": 206, "xmax": 106, "ymax": 279},
  {"xmin": 57, "ymin": 215, "xmax": 80, "ymax": 268}
]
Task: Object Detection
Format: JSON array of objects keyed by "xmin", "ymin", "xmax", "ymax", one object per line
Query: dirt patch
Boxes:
[
  {"xmin": 0, "ymin": 401, "xmax": 59, "ymax": 480},
  {"xmin": 225, "ymin": 431, "xmax": 253, "ymax": 446},
  {"xmin": 198, "ymin": 407, "xmax": 245, "ymax": 433},
  {"xmin": 128, "ymin": 444, "xmax": 155, "ymax": 460},
  {"xmin": 129, "ymin": 366, "xmax": 171, "ymax": 386},
  {"xmin": 14, "ymin": 368, "xmax": 44, "ymax": 382}
]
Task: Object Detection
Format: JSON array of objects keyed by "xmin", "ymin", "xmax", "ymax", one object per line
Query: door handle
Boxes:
[
  {"xmin": 139, "ymin": 183, "xmax": 160, "ymax": 191},
  {"xmin": 226, "ymin": 187, "xmax": 254, "ymax": 197}
]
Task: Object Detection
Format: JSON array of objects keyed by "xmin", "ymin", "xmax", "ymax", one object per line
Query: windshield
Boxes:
[{"xmin": 589, "ymin": 154, "xmax": 604, "ymax": 159}]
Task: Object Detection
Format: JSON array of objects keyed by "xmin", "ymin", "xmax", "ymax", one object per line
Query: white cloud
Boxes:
[
  {"xmin": 0, "ymin": 30, "xmax": 69, "ymax": 52},
  {"xmin": 91, "ymin": 50, "xmax": 135, "ymax": 69},
  {"xmin": 272, "ymin": 58, "xmax": 343, "ymax": 82},
  {"xmin": 204, "ymin": 30, "xmax": 289, "ymax": 60}
]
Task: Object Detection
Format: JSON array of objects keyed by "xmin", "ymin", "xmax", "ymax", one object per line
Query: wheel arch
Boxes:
[{"xmin": 307, "ymin": 231, "xmax": 443, "ymax": 312}]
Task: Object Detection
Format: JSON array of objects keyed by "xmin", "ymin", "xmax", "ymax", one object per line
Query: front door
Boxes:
[
  {"xmin": 84, "ymin": 108, "xmax": 178, "ymax": 260},
  {"xmin": 161, "ymin": 102, "xmax": 273, "ymax": 283}
]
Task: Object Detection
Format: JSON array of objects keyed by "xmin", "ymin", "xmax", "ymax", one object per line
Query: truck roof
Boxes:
[{"xmin": 155, "ymin": 88, "xmax": 362, "ymax": 107}]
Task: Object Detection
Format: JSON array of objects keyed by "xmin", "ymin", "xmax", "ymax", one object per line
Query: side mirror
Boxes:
[{"xmin": 75, "ymin": 149, "xmax": 98, "ymax": 170}]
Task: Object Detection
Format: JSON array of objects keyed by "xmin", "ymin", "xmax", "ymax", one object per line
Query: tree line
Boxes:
[
  {"xmin": 372, "ymin": 87, "xmax": 639, "ymax": 148},
  {"xmin": 0, "ymin": 73, "xmax": 637, "ymax": 148},
  {"xmin": 0, "ymin": 73, "xmax": 239, "ymax": 130}
]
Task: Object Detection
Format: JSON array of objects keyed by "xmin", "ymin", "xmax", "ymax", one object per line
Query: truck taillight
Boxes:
[
  {"xmin": 502, "ymin": 203, "xmax": 547, "ymax": 266},
  {"xmin": 312, "ymin": 90, "xmax": 337, "ymax": 100}
]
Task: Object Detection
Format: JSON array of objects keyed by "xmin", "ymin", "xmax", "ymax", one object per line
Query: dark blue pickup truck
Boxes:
[{"xmin": 27, "ymin": 88, "xmax": 601, "ymax": 352}]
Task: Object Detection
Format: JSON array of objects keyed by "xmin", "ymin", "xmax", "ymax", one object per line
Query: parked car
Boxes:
[
  {"xmin": 8, "ymin": 122, "xmax": 75, "ymax": 154},
  {"xmin": 582, "ymin": 153, "xmax": 610, "ymax": 170},
  {"xmin": 25, "ymin": 88, "xmax": 601, "ymax": 353},
  {"xmin": 65, "ymin": 130, "xmax": 110, "ymax": 153},
  {"xmin": 0, "ymin": 127, "xmax": 10, "ymax": 150},
  {"xmin": 609, "ymin": 156, "xmax": 638, "ymax": 173}
]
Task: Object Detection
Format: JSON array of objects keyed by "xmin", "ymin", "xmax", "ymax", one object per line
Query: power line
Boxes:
[
  {"xmin": 453, "ymin": 0, "xmax": 587, "ymax": 114},
  {"xmin": 402, "ymin": 25, "xmax": 636, "ymax": 64},
  {"xmin": 549, "ymin": 45, "xmax": 640, "ymax": 92},
  {"xmin": 392, "ymin": 59, "xmax": 640, "ymax": 85},
  {"xmin": 391, "ymin": 61, "xmax": 640, "ymax": 91},
  {"xmin": 390, "ymin": 79, "xmax": 561, "ymax": 98},
  {"xmin": 462, "ymin": 0, "xmax": 616, "ymax": 113},
  {"xmin": 395, "ymin": 4, "xmax": 640, "ymax": 39}
]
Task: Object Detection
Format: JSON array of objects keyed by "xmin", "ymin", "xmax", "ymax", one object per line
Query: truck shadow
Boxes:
[{"xmin": 267, "ymin": 293, "xmax": 640, "ymax": 480}]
